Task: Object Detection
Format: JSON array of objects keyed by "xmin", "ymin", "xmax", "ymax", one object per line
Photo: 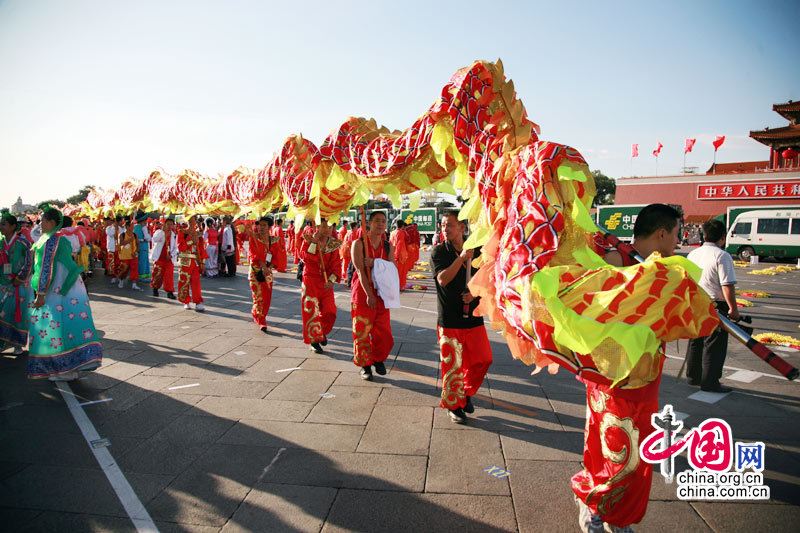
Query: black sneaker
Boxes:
[
  {"xmin": 373, "ymin": 361, "xmax": 387, "ymax": 375},
  {"xmin": 260, "ymin": 326, "xmax": 268, "ymax": 334},
  {"xmin": 321, "ymin": 335, "xmax": 328, "ymax": 346},
  {"xmin": 310, "ymin": 342, "xmax": 324, "ymax": 354},
  {"xmin": 166, "ymin": 292, "xmax": 176, "ymax": 300},
  {"xmin": 360, "ymin": 366, "xmax": 373, "ymax": 381},
  {"xmin": 448, "ymin": 407, "xmax": 466, "ymax": 424},
  {"xmin": 152, "ymin": 288, "xmax": 159, "ymax": 297},
  {"xmin": 464, "ymin": 396, "xmax": 475, "ymax": 414}
]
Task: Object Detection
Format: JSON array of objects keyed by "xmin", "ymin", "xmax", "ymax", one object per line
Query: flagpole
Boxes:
[{"xmin": 713, "ymin": 150, "xmax": 716, "ymax": 174}]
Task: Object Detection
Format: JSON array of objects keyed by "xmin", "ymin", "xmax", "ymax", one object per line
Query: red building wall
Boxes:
[{"xmin": 615, "ymin": 170, "xmax": 800, "ymax": 221}]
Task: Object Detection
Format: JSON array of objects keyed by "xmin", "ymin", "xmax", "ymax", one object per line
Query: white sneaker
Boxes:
[
  {"xmin": 48, "ymin": 371, "xmax": 79, "ymax": 382},
  {"xmin": 575, "ymin": 496, "xmax": 604, "ymax": 533},
  {"xmin": 110, "ymin": 277, "xmax": 118, "ymax": 283},
  {"xmin": 184, "ymin": 303, "xmax": 192, "ymax": 310},
  {"xmin": 195, "ymin": 303, "xmax": 205, "ymax": 312},
  {"xmin": 131, "ymin": 283, "xmax": 141, "ymax": 290},
  {"xmin": 118, "ymin": 280, "xmax": 124, "ymax": 289}
]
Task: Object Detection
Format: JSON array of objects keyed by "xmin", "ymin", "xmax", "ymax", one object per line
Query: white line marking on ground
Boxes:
[
  {"xmin": 688, "ymin": 390, "xmax": 730, "ymax": 404},
  {"xmin": 78, "ymin": 398, "xmax": 113, "ymax": 407},
  {"xmin": 234, "ymin": 351, "xmax": 247, "ymax": 355},
  {"xmin": 759, "ymin": 305, "xmax": 800, "ymax": 313},
  {"xmin": 168, "ymin": 383, "xmax": 200, "ymax": 390},
  {"xmin": 257, "ymin": 447, "xmax": 287, "ymax": 483},
  {"xmin": 401, "ymin": 306, "xmax": 437, "ymax": 314},
  {"xmin": 673, "ymin": 411, "xmax": 690, "ymax": 422},
  {"xmin": 663, "ymin": 353, "xmax": 800, "ymax": 384},
  {"xmin": 275, "ymin": 367, "xmax": 302, "ymax": 373},
  {"xmin": 727, "ymin": 370, "xmax": 762, "ymax": 383},
  {"xmin": 56, "ymin": 382, "xmax": 158, "ymax": 533}
]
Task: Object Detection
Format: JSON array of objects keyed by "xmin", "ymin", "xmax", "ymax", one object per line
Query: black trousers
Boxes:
[
  {"xmin": 685, "ymin": 301, "xmax": 729, "ymax": 388},
  {"xmin": 224, "ymin": 253, "xmax": 237, "ymax": 277}
]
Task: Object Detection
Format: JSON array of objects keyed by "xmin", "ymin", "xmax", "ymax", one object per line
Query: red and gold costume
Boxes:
[
  {"xmin": 300, "ymin": 234, "xmax": 342, "ymax": 345},
  {"xmin": 117, "ymin": 232, "xmax": 138, "ymax": 281},
  {"xmin": 150, "ymin": 228, "xmax": 175, "ymax": 293},
  {"xmin": 404, "ymin": 224, "xmax": 421, "ymax": 272},
  {"xmin": 571, "ymin": 360, "xmax": 662, "ymax": 528},
  {"xmin": 340, "ymin": 228, "xmax": 356, "ymax": 281},
  {"xmin": 350, "ymin": 232, "xmax": 393, "ymax": 367},
  {"xmin": 287, "ymin": 224, "xmax": 297, "ymax": 264},
  {"xmin": 270, "ymin": 224, "xmax": 288, "ymax": 272},
  {"xmin": 390, "ymin": 228, "xmax": 409, "ymax": 289},
  {"xmin": 177, "ymin": 228, "xmax": 207, "ymax": 304},
  {"xmin": 570, "ymin": 250, "xmax": 663, "ymax": 528},
  {"xmin": 247, "ymin": 233, "xmax": 277, "ymax": 328},
  {"xmin": 432, "ymin": 242, "xmax": 493, "ymax": 410}
]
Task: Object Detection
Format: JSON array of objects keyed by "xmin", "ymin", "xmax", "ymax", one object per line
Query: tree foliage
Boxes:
[
  {"xmin": 66, "ymin": 185, "xmax": 95, "ymax": 205},
  {"xmin": 591, "ymin": 170, "xmax": 616, "ymax": 207}
]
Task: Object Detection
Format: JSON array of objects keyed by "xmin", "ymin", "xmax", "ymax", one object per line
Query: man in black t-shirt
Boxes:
[{"xmin": 432, "ymin": 211, "xmax": 493, "ymax": 423}]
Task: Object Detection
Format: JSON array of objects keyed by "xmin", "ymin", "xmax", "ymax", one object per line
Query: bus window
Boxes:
[
  {"xmin": 732, "ymin": 222, "xmax": 752, "ymax": 235},
  {"xmin": 757, "ymin": 218, "xmax": 790, "ymax": 234},
  {"xmin": 792, "ymin": 219, "xmax": 800, "ymax": 235}
]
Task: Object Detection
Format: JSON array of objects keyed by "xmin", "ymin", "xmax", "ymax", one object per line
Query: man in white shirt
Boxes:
[
  {"xmin": 685, "ymin": 219, "xmax": 739, "ymax": 393},
  {"xmin": 105, "ymin": 215, "xmax": 122, "ymax": 283},
  {"xmin": 220, "ymin": 216, "xmax": 236, "ymax": 277}
]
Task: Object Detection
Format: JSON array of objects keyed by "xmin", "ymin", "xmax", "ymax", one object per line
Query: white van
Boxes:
[{"xmin": 725, "ymin": 209, "xmax": 800, "ymax": 261}]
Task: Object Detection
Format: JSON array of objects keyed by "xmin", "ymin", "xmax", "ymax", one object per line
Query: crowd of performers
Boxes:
[{"xmin": 1, "ymin": 202, "xmax": 730, "ymax": 532}]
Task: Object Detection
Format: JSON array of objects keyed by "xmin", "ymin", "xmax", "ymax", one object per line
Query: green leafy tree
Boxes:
[
  {"xmin": 66, "ymin": 184, "xmax": 95, "ymax": 205},
  {"xmin": 38, "ymin": 198, "xmax": 66, "ymax": 209},
  {"xmin": 591, "ymin": 170, "xmax": 616, "ymax": 207}
]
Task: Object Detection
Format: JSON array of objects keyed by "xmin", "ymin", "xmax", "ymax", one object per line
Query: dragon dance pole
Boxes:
[{"xmin": 599, "ymin": 229, "xmax": 799, "ymax": 381}]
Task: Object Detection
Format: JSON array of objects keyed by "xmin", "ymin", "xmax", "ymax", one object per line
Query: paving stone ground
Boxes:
[{"xmin": 1, "ymin": 248, "xmax": 799, "ymax": 532}]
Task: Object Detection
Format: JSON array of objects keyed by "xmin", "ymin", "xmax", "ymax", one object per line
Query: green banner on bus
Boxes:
[{"xmin": 399, "ymin": 208, "xmax": 437, "ymax": 233}]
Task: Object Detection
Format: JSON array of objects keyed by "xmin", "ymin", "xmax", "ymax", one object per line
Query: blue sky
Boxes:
[{"xmin": 1, "ymin": 0, "xmax": 798, "ymax": 208}]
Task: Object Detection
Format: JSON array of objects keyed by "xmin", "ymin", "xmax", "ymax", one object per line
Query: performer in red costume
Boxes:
[
  {"xmin": 150, "ymin": 217, "xmax": 177, "ymax": 299},
  {"xmin": 247, "ymin": 217, "xmax": 278, "ymax": 333},
  {"xmin": 287, "ymin": 220, "xmax": 297, "ymax": 264},
  {"xmin": 432, "ymin": 211, "xmax": 492, "ymax": 424},
  {"xmin": 573, "ymin": 204, "xmax": 683, "ymax": 533},
  {"xmin": 350, "ymin": 211, "xmax": 394, "ymax": 381},
  {"xmin": 270, "ymin": 218, "xmax": 288, "ymax": 272},
  {"xmin": 177, "ymin": 215, "xmax": 207, "ymax": 312},
  {"xmin": 300, "ymin": 219, "xmax": 342, "ymax": 353},
  {"xmin": 390, "ymin": 219, "xmax": 410, "ymax": 290}
]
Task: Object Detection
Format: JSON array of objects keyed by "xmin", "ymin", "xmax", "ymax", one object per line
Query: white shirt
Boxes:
[
  {"xmin": 150, "ymin": 229, "xmax": 178, "ymax": 263},
  {"xmin": 371, "ymin": 258, "xmax": 401, "ymax": 309},
  {"xmin": 106, "ymin": 225, "xmax": 119, "ymax": 252},
  {"xmin": 686, "ymin": 242, "xmax": 737, "ymax": 301},
  {"xmin": 221, "ymin": 226, "xmax": 234, "ymax": 252}
]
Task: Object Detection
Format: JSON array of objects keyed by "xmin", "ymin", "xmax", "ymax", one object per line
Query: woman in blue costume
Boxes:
[
  {"xmin": 133, "ymin": 211, "xmax": 152, "ymax": 284},
  {"xmin": 28, "ymin": 205, "xmax": 102, "ymax": 381},
  {"xmin": 0, "ymin": 210, "xmax": 34, "ymax": 355}
]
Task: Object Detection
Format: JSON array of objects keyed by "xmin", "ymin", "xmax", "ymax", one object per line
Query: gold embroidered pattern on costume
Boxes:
[
  {"xmin": 302, "ymin": 283, "xmax": 323, "ymax": 342},
  {"xmin": 585, "ymin": 413, "xmax": 640, "ymax": 512},
  {"xmin": 177, "ymin": 269, "xmax": 191, "ymax": 302},
  {"xmin": 352, "ymin": 315, "xmax": 373, "ymax": 366},
  {"xmin": 438, "ymin": 327, "xmax": 465, "ymax": 408}
]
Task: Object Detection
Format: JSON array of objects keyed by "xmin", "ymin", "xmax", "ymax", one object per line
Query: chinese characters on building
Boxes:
[{"xmin": 697, "ymin": 181, "xmax": 800, "ymax": 200}]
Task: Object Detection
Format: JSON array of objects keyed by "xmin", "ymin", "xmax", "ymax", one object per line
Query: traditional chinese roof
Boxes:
[
  {"xmin": 706, "ymin": 161, "xmax": 770, "ymax": 174},
  {"xmin": 749, "ymin": 124, "xmax": 800, "ymax": 146},
  {"xmin": 774, "ymin": 100, "xmax": 800, "ymax": 124}
]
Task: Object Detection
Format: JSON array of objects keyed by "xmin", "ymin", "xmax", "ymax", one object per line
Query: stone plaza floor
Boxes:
[{"xmin": 2, "ymin": 250, "xmax": 800, "ymax": 532}]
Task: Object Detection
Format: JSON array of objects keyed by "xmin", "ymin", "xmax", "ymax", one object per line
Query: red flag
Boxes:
[
  {"xmin": 713, "ymin": 136, "xmax": 725, "ymax": 151},
  {"xmin": 653, "ymin": 142, "xmax": 663, "ymax": 157},
  {"xmin": 631, "ymin": 144, "xmax": 639, "ymax": 158},
  {"xmin": 685, "ymin": 138, "xmax": 696, "ymax": 154}
]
